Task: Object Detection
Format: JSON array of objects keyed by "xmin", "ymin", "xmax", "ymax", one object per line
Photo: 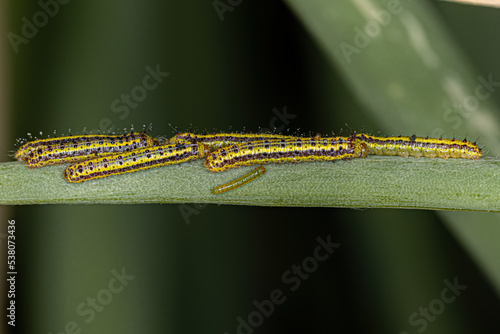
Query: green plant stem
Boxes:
[{"xmin": 1, "ymin": 157, "xmax": 499, "ymax": 209}]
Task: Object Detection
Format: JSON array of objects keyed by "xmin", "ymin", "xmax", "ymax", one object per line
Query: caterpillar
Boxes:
[
  {"xmin": 168, "ymin": 132, "xmax": 314, "ymax": 150},
  {"xmin": 63, "ymin": 143, "xmax": 208, "ymax": 183},
  {"xmin": 354, "ymin": 134, "xmax": 482, "ymax": 160},
  {"xmin": 16, "ymin": 132, "xmax": 159, "ymax": 169},
  {"xmin": 204, "ymin": 136, "xmax": 368, "ymax": 172},
  {"xmin": 211, "ymin": 166, "xmax": 267, "ymax": 195}
]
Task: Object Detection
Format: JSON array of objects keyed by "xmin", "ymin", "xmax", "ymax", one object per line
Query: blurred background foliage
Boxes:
[{"xmin": 2, "ymin": 0, "xmax": 500, "ymax": 333}]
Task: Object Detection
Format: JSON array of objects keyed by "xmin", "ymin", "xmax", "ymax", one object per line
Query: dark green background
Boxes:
[{"xmin": 3, "ymin": 1, "xmax": 500, "ymax": 333}]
